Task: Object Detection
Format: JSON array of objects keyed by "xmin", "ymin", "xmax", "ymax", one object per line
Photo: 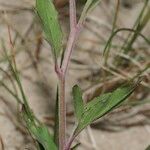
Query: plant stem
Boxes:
[
  {"xmin": 61, "ymin": 26, "xmax": 80, "ymax": 76},
  {"xmin": 55, "ymin": 64, "xmax": 66, "ymax": 150},
  {"xmin": 65, "ymin": 133, "xmax": 76, "ymax": 150},
  {"xmin": 61, "ymin": 0, "xmax": 79, "ymax": 76},
  {"xmin": 59, "ymin": 73, "xmax": 66, "ymax": 150},
  {"xmin": 55, "ymin": 0, "xmax": 83, "ymax": 149}
]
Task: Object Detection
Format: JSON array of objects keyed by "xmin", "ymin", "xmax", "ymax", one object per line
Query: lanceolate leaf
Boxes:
[
  {"xmin": 72, "ymin": 85, "xmax": 84, "ymax": 121},
  {"xmin": 36, "ymin": 0, "xmax": 63, "ymax": 58},
  {"xmin": 74, "ymin": 79, "xmax": 142, "ymax": 136}
]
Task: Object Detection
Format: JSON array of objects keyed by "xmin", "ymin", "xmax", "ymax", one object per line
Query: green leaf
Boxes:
[
  {"xmin": 22, "ymin": 106, "xmax": 57, "ymax": 150},
  {"xmin": 36, "ymin": 0, "xmax": 63, "ymax": 58},
  {"xmin": 72, "ymin": 85, "xmax": 84, "ymax": 121},
  {"xmin": 30, "ymin": 124, "xmax": 57, "ymax": 150},
  {"xmin": 74, "ymin": 79, "xmax": 141, "ymax": 136}
]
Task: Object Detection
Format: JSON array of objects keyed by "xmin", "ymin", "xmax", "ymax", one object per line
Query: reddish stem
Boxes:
[{"xmin": 55, "ymin": 0, "xmax": 83, "ymax": 149}]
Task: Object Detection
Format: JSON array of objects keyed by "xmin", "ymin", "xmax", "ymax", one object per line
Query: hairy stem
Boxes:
[
  {"xmin": 61, "ymin": 0, "xmax": 78, "ymax": 76},
  {"xmin": 55, "ymin": 64, "xmax": 66, "ymax": 150},
  {"xmin": 58, "ymin": 74, "xmax": 66, "ymax": 149},
  {"xmin": 55, "ymin": 0, "xmax": 83, "ymax": 149}
]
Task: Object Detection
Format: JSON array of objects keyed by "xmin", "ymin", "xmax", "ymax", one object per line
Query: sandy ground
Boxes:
[{"xmin": 0, "ymin": 0, "xmax": 150, "ymax": 150}]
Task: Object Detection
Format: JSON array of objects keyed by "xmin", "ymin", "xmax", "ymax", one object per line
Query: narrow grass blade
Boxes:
[
  {"xmin": 121, "ymin": 0, "xmax": 149, "ymax": 51},
  {"xmin": 123, "ymin": 5, "xmax": 150, "ymax": 53},
  {"xmin": 103, "ymin": 28, "xmax": 150, "ymax": 63},
  {"xmin": 2, "ymin": 47, "xmax": 33, "ymax": 119},
  {"xmin": 0, "ymin": 81, "xmax": 21, "ymax": 103},
  {"xmin": 72, "ymin": 85, "xmax": 84, "ymax": 121},
  {"xmin": 0, "ymin": 67, "xmax": 21, "ymax": 103},
  {"xmin": 79, "ymin": 0, "xmax": 101, "ymax": 23},
  {"xmin": 36, "ymin": 0, "xmax": 63, "ymax": 58}
]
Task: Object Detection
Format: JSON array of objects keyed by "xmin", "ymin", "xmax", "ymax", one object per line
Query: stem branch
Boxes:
[
  {"xmin": 55, "ymin": 0, "xmax": 83, "ymax": 149},
  {"xmin": 61, "ymin": 0, "xmax": 79, "ymax": 76}
]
